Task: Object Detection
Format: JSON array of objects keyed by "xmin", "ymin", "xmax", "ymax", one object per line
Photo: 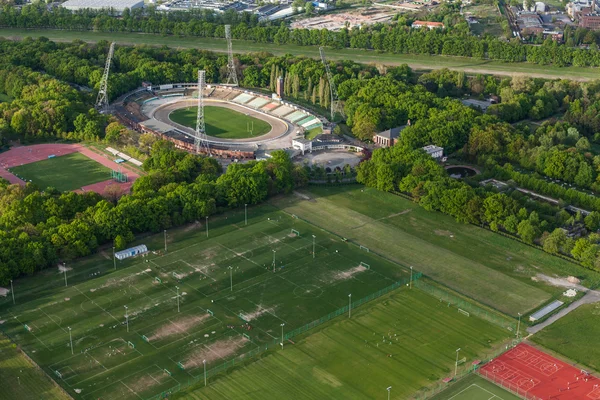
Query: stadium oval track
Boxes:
[{"xmin": 152, "ymin": 99, "xmax": 292, "ymax": 145}]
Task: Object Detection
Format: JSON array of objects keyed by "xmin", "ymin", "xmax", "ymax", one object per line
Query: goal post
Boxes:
[
  {"xmin": 177, "ymin": 362, "xmax": 185, "ymax": 370},
  {"xmin": 142, "ymin": 335, "xmax": 149, "ymax": 343},
  {"xmin": 207, "ymin": 309, "xmax": 214, "ymax": 316},
  {"xmin": 359, "ymin": 262, "xmax": 371, "ymax": 270},
  {"xmin": 172, "ymin": 271, "xmax": 183, "ymax": 280},
  {"xmin": 164, "ymin": 369, "xmax": 172, "ymax": 376},
  {"xmin": 291, "ymin": 229, "xmax": 300, "ymax": 237},
  {"xmin": 360, "ymin": 245, "xmax": 369, "ymax": 252},
  {"xmin": 128, "ymin": 341, "xmax": 135, "ymax": 349},
  {"xmin": 155, "ymin": 277, "xmax": 162, "ymax": 284},
  {"xmin": 458, "ymin": 309, "xmax": 470, "ymax": 317},
  {"xmin": 55, "ymin": 370, "xmax": 62, "ymax": 379}
]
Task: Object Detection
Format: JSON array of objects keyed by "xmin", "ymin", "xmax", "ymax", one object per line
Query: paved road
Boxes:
[{"xmin": 527, "ymin": 290, "xmax": 600, "ymax": 334}]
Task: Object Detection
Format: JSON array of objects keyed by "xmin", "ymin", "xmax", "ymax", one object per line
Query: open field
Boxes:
[
  {"xmin": 531, "ymin": 303, "xmax": 600, "ymax": 371},
  {"xmin": 177, "ymin": 288, "xmax": 512, "ymax": 400},
  {"xmin": 1, "ymin": 29, "xmax": 600, "ymax": 80},
  {"xmin": 169, "ymin": 106, "xmax": 271, "ymax": 139},
  {"xmin": 430, "ymin": 374, "xmax": 521, "ymax": 400},
  {"xmin": 0, "ymin": 334, "xmax": 71, "ymax": 400},
  {"xmin": 0, "ymin": 204, "xmax": 427, "ymax": 399},
  {"xmin": 271, "ymin": 186, "xmax": 600, "ymax": 316},
  {"xmin": 9, "ymin": 152, "xmax": 112, "ymax": 191}
]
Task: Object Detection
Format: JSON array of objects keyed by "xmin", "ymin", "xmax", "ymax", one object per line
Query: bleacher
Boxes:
[
  {"xmin": 285, "ymin": 111, "xmax": 307, "ymax": 123},
  {"xmin": 297, "ymin": 116, "xmax": 316, "ymax": 127},
  {"xmin": 261, "ymin": 102, "xmax": 280, "ymax": 112},
  {"xmin": 232, "ymin": 93, "xmax": 254, "ymax": 104},
  {"xmin": 247, "ymin": 97, "xmax": 270, "ymax": 109},
  {"xmin": 304, "ymin": 122, "xmax": 323, "ymax": 132},
  {"xmin": 272, "ymin": 105, "xmax": 294, "ymax": 117}
]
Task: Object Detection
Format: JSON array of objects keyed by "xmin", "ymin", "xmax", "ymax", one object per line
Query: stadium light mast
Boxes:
[
  {"xmin": 125, "ymin": 305, "xmax": 129, "ymax": 332},
  {"xmin": 410, "ymin": 266, "xmax": 413, "ymax": 289},
  {"xmin": 63, "ymin": 263, "xmax": 68, "ymax": 287},
  {"xmin": 176, "ymin": 286, "xmax": 180, "ymax": 313},
  {"xmin": 245, "ymin": 204, "xmax": 247, "ymax": 226},
  {"xmin": 206, "ymin": 216, "xmax": 209, "ymax": 238},
  {"xmin": 454, "ymin": 348, "xmax": 461, "ymax": 377},
  {"xmin": 225, "ymin": 25, "xmax": 238, "ymax": 86},
  {"xmin": 228, "ymin": 266, "xmax": 233, "ymax": 291},
  {"xmin": 95, "ymin": 42, "xmax": 115, "ymax": 112},
  {"xmin": 517, "ymin": 313, "xmax": 522, "ymax": 339},
  {"xmin": 10, "ymin": 279, "xmax": 14, "ymax": 304},
  {"xmin": 203, "ymin": 359, "xmax": 207, "ymax": 386},
  {"xmin": 280, "ymin": 323, "xmax": 285, "ymax": 349},
  {"xmin": 319, "ymin": 46, "xmax": 345, "ymax": 122},
  {"xmin": 348, "ymin": 294, "xmax": 352, "ymax": 318},
  {"xmin": 68, "ymin": 327, "xmax": 73, "ymax": 355},
  {"xmin": 113, "ymin": 246, "xmax": 116, "ymax": 270},
  {"xmin": 272, "ymin": 250, "xmax": 276, "ymax": 273},
  {"xmin": 312, "ymin": 235, "xmax": 316, "ymax": 259},
  {"xmin": 195, "ymin": 70, "xmax": 211, "ymax": 155},
  {"xmin": 387, "ymin": 386, "xmax": 392, "ymax": 400}
]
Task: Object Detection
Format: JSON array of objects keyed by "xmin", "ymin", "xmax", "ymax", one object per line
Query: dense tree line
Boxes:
[
  {"xmin": 0, "ymin": 143, "xmax": 304, "ymax": 285},
  {"xmin": 4, "ymin": 4, "xmax": 600, "ymax": 67}
]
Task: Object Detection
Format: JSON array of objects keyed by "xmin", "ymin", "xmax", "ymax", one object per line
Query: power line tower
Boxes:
[
  {"xmin": 319, "ymin": 46, "xmax": 345, "ymax": 122},
  {"xmin": 95, "ymin": 42, "xmax": 115, "ymax": 112},
  {"xmin": 195, "ymin": 70, "xmax": 210, "ymax": 155},
  {"xmin": 224, "ymin": 25, "xmax": 238, "ymax": 86}
]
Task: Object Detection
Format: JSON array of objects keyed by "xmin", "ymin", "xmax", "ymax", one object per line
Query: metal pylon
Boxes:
[
  {"xmin": 319, "ymin": 46, "xmax": 345, "ymax": 121},
  {"xmin": 195, "ymin": 70, "xmax": 210, "ymax": 155},
  {"xmin": 95, "ymin": 42, "xmax": 115, "ymax": 112},
  {"xmin": 225, "ymin": 25, "xmax": 238, "ymax": 86}
]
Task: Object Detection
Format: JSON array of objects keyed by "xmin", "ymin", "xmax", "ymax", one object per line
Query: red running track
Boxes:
[
  {"xmin": 479, "ymin": 343, "xmax": 600, "ymax": 400},
  {"xmin": 0, "ymin": 144, "xmax": 138, "ymax": 194}
]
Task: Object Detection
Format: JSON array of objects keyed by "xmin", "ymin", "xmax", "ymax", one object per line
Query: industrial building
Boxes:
[
  {"xmin": 61, "ymin": 0, "xmax": 144, "ymax": 13},
  {"xmin": 115, "ymin": 244, "xmax": 148, "ymax": 261}
]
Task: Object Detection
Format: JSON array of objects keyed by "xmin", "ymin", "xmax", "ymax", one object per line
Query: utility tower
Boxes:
[
  {"xmin": 95, "ymin": 42, "xmax": 115, "ymax": 112},
  {"xmin": 319, "ymin": 46, "xmax": 345, "ymax": 121},
  {"xmin": 225, "ymin": 25, "xmax": 238, "ymax": 86},
  {"xmin": 195, "ymin": 70, "xmax": 210, "ymax": 155}
]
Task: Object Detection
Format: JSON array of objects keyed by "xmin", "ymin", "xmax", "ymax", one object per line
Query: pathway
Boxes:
[{"xmin": 527, "ymin": 290, "xmax": 600, "ymax": 334}]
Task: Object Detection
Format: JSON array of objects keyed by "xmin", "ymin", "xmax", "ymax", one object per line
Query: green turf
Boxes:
[
  {"xmin": 271, "ymin": 186, "xmax": 599, "ymax": 316},
  {"xmin": 0, "ymin": 334, "xmax": 71, "ymax": 400},
  {"xmin": 0, "ymin": 204, "xmax": 435, "ymax": 399},
  {"xmin": 169, "ymin": 106, "xmax": 271, "ymax": 139},
  {"xmin": 430, "ymin": 374, "xmax": 521, "ymax": 400},
  {"xmin": 531, "ymin": 303, "xmax": 600, "ymax": 372},
  {"xmin": 1, "ymin": 29, "xmax": 600, "ymax": 80},
  {"xmin": 9, "ymin": 152, "xmax": 112, "ymax": 192},
  {"xmin": 305, "ymin": 126, "xmax": 323, "ymax": 140},
  {"xmin": 177, "ymin": 289, "xmax": 512, "ymax": 400}
]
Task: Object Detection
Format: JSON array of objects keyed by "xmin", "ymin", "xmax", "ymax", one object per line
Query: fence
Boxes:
[
  {"xmin": 145, "ymin": 272, "xmax": 423, "ymax": 400},
  {"xmin": 478, "ymin": 369, "xmax": 543, "ymax": 400},
  {"xmin": 414, "ymin": 280, "xmax": 517, "ymax": 332}
]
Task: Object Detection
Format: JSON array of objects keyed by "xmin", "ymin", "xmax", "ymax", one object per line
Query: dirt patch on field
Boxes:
[
  {"xmin": 332, "ymin": 265, "xmax": 367, "ymax": 282},
  {"xmin": 183, "ymin": 336, "xmax": 248, "ymax": 368},
  {"xmin": 149, "ymin": 314, "xmax": 210, "ymax": 341},
  {"xmin": 288, "ymin": 233, "xmax": 297, "ymax": 238},
  {"xmin": 434, "ymin": 230, "xmax": 454, "ymax": 237},
  {"xmin": 129, "ymin": 372, "xmax": 168, "ymax": 393},
  {"xmin": 534, "ymin": 273, "xmax": 588, "ymax": 291},
  {"xmin": 240, "ymin": 305, "xmax": 275, "ymax": 322},
  {"xmin": 100, "ymin": 250, "xmax": 111, "ymax": 260},
  {"xmin": 0, "ymin": 287, "xmax": 8, "ymax": 297}
]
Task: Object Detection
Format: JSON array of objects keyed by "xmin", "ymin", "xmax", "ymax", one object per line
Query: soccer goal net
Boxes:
[
  {"xmin": 55, "ymin": 370, "xmax": 62, "ymax": 379},
  {"xmin": 458, "ymin": 308, "xmax": 470, "ymax": 317},
  {"xmin": 360, "ymin": 245, "xmax": 369, "ymax": 252},
  {"xmin": 155, "ymin": 277, "xmax": 162, "ymax": 284},
  {"xmin": 290, "ymin": 229, "xmax": 300, "ymax": 237},
  {"xmin": 359, "ymin": 262, "xmax": 371, "ymax": 270},
  {"xmin": 128, "ymin": 341, "xmax": 135, "ymax": 349},
  {"xmin": 172, "ymin": 271, "xmax": 183, "ymax": 280}
]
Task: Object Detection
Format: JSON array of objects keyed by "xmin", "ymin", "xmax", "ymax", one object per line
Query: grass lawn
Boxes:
[
  {"xmin": 271, "ymin": 186, "xmax": 600, "ymax": 316},
  {"xmin": 1, "ymin": 29, "xmax": 600, "ymax": 80},
  {"xmin": 176, "ymin": 288, "xmax": 512, "ymax": 400},
  {"xmin": 531, "ymin": 303, "xmax": 600, "ymax": 372},
  {"xmin": 430, "ymin": 374, "xmax": 521, "ymax": 400},
  {"xmin": 9, "ymin": 152, "xmax": 111, "ymax": 192},
  {"xmin": 305, "ymin": 126, "xmax": 323, "ymax": 140},
  {"xmin": 0, "ymin": 334, "xmax": 71, "ymax": 400},
  {"xmin": 169, "ymin": 106, "xmax": 271, "ymax": 139}
]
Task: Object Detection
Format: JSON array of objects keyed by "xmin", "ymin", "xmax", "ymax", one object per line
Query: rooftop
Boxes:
[
  {"xmin": 61, "ymin": 0, "xmax": 143, "ymax": 8},
  {"xmin": 375, "ymin": 125, "xmax": 407, "ymax": 140}
]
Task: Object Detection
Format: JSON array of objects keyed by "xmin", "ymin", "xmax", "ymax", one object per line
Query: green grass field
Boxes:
[
  {"xmin": 430, "ymin": 374, "xmax": 521, "ymax": 400},
  {"xmin": 1, "ymin": 29, "xmax": 600, "ymax": 80},
  {"xmin": 531, "ymin": 303, "xmax": 600, "ymax": 372},
  {"xmin": 169, "ymin": 106, "xmax": 271, "ymax": 139},
  {"xmin": 9, "ymin": 152, "xmax": 112, "ymax": 192},
  {"xmin": 0, "ymin": 204, "xmax": 431, "ymax": 399},
  {"xmin": 177, "ymin": 288, "xmax": 512, "ymax": 400},
  {"xmin": 271, "ymin": 186, "xmax": 600, "ymax": 316},
  {"xmin": 0, "ymin": 334, "xmax": 71, "ymax": 400}
]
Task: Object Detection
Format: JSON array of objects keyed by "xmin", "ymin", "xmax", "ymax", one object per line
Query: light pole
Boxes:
[
  {"xmin": 176, "ymin": 286, "xmax": 180, "ymax": 313},
  {"xmin": 203, "ymin": 359, "xmax": 207, "ymax": 386},
  {"xmin": 245, "ymin": 204, "xmax": 247, "ymax": 226},
  {"xmin": 517, "ymin": 313, "xmax": 522, "ymax": 339},
  {"xmin": 228, "ymin": 266, "xmax": 233, "ymax": 291},
  {"xmin": 387, "ymin": 386, "xmax": 392, "ymax": 400},
  {"xmin": 280, "ymin": 323, "xmax": 285, "ymax": 348},
  {"xmin": 272, "ymin": 250, "xmax": 276, "ymax": 273},
  {"xmin": 348, "ymin": 294, "xmax": 352, "ymax": 318},
  {"xmin": 124, "ymin": 306, "xmax": 129, "ymax": 332},
  {"xmin": 454, "ymin": 348, "xmax": 461, "ymax": 378},
  {"xmin": 63, "ymin": 263, "xmax": 68, "ymax": 287},
  {"xmin": 113, "ymin": 246, "xmax": 116, "ymax": 270},
  {"xmin": 10, "ymin": 279, "xmax": 14, "ymax": 305},
  {"xmin": 164, "ymin": 229, "xmax": 167, "ymax": 252},
  {"xmin": 410, "ymin": 266, "xmax": 413, "ymax": 289},
  {"xmin": 206, "ymin": 216, "xmax": 209, "ymax": 238},
  {"xmin": 68, "ymin": 327, "xmax": 73, "ymax": 355},
  {"xmin": 312, "ymin": 235, "xmax": 316, "ymax": 259}
]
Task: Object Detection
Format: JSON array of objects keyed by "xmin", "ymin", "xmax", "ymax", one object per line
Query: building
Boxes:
[
  {"xmin": 411, "ymin": 20, "xmax": 444, "ymax": 29},
  {"xmin": 581, "ymin": 13, "xmax": 600, "ymax": 28},
  {"xmin": 422, "ymin": 145, "xmax": 444, "ymax": 160},
  {"xmin": 292, "ymin": 138, "xmax": 312, "ymax": 155},
  {"xmin": 313, "ymin": 134, "xmax": 342, "ymax": 143},
  {"xmin": 61, "ymin": 0, "xmax": 144, "ymax": 12},
  {"xmin": 516, "ymin": 12, "xmax": 544, "ymax": 34},
  {"xmin": 115, "ymin": 244, "xmax": 148, "ymax": 261},
  {"xmin": 567, "ymin": 0, "xmax": 594, "ymax": 19},
  {"xmin": 373, "ymin": 125, "xmax": 406, "ymax": 147},
  {"xmin": 461, "ymin": 98, "xmax": 493, "ymax": 111}
]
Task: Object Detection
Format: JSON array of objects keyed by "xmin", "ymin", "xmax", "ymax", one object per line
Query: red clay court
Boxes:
[
  {"xmin": 0, "ymin": 143, "xmax": 138, "ymax": 194},
  {"xmin": 479, "ymin": 342, "xmax": 600, "ymax": 400}
]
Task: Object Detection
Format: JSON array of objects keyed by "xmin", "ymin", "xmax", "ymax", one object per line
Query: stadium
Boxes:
[{"xmin": 114, "ymin": 83, "xmax": 325, "ymax": 159}]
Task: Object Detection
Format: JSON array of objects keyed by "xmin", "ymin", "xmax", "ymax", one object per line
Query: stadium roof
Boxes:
[{"xmin": 61, "ymin": 0, "xmax": 144, "ymax": 11}]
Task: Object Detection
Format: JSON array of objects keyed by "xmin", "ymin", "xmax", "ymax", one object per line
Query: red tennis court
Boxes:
[{"xmin": 479, "ymin": 343, "xmax": 599, "ymax": 400}]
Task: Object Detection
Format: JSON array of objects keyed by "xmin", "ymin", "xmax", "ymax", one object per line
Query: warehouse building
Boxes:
[{"xmin": 61, "ymin": 0, "xmax": 144, "ymax": 13}]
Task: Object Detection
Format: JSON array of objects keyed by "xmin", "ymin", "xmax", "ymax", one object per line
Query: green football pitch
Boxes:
[
  {"xmin": 430, "ymin": 374, "xmax": 521, "ymax": 400},
  {"xmin": 9, "ymin": 152, "xmax": 111, "ymax": 192},
  {"xmin": 169, "ymin": 106, "xmax": 271, "ymax": 139}
]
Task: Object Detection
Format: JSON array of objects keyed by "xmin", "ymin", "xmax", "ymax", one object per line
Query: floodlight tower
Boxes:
[
  {"xmin": 319, "ymin": 46, "xmax": 345, "ymax": 122},
  {"xmin": 195, "ymin": 70, "xmax": 210, "ymax": 155},
  {"xmin": 225, "ymin": 25, "xmax": 238, "ymax": 86},
  {"xmin": 95, "ymin": 42, "xmax": 115, "ymax": 112}
]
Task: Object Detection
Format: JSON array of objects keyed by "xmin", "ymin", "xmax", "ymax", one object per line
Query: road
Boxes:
[{"xmin": 2, "ymin": 28, "xmax": 600, "ymax": 80}]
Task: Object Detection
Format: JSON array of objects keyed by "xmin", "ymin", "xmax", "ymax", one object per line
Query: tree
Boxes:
[
  {"xmin": 305, "ymin": 2, "xmax": 315, "ymax": 15},
  {"xmin": 576, "ymin": 136, "xmax": 591, "ymax": 151},
  {"xmin": 517, "ymin": 220, "xmax": 537, "ymax": 243},
  {"xmin": 114, "ymin": 234, "xmax": 127, "ymax": 250},
  {"xmin": 585, "ymin": 211, "xmax": 600, "ymax": 231},
  {"xmin": 542, "ymin": 228, "xmax": 566, "ymax": 254}
]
